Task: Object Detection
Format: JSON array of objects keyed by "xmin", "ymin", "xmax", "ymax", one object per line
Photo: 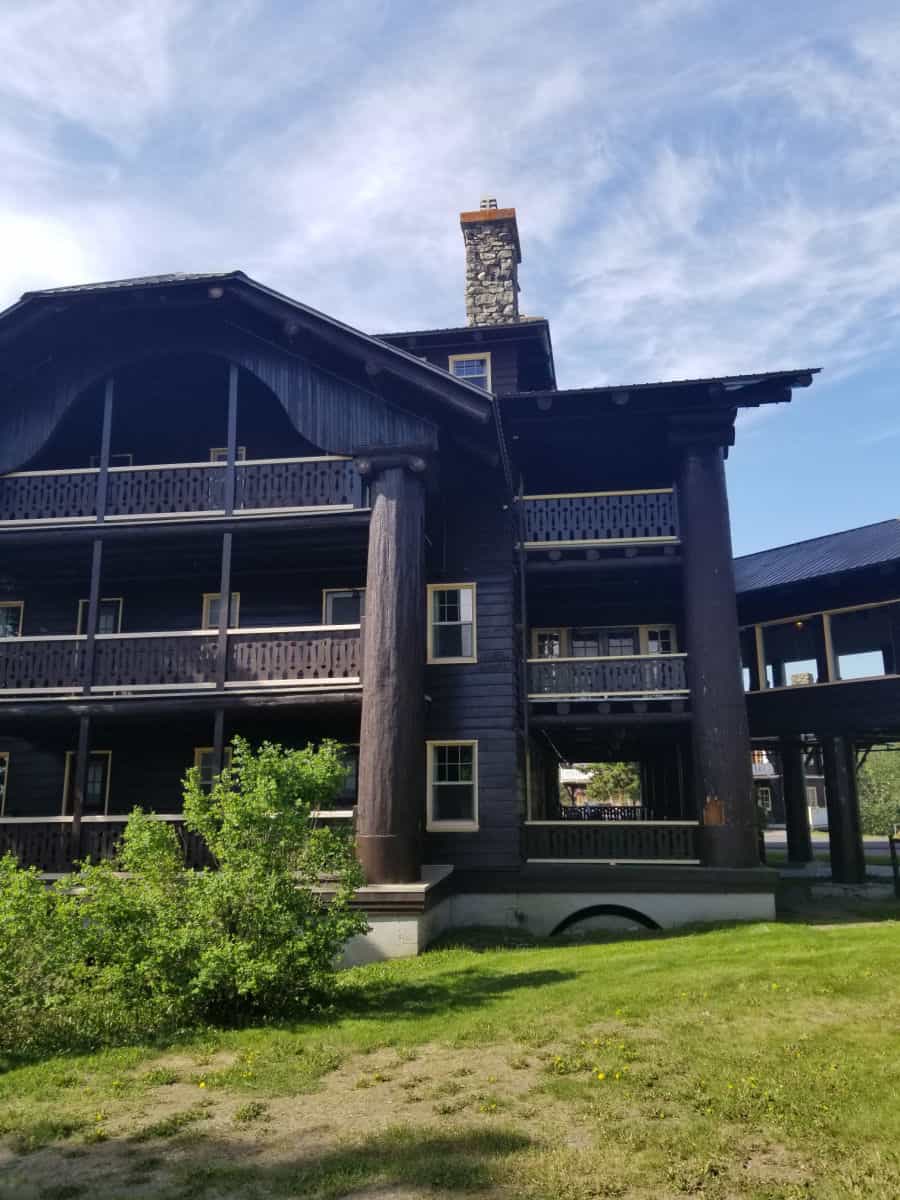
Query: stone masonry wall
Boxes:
[{"xmin": 462, "ymin": 217, "xmax": 520, "ymax": 326}]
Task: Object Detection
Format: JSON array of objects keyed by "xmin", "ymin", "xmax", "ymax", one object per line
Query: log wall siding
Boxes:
[
  {"xmin": 425, "ymin": 465, "xmax": 522, "ymax": 870},
  {"xmin": 415, "ymin": 341, "xmax": 520, "ymax": 396}
]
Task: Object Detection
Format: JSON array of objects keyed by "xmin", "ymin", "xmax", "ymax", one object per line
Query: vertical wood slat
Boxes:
[{"xmin": 524, "ymin": 823, "xmax": 698, "ymax": 860}]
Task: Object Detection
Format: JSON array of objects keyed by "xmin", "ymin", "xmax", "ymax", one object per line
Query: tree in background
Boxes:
[
  {"xmin": 584, "ymin": 762, "xmax": 641, "ymax": 805},
  {"xmin": 857, "ymin": 747, "xmax": 900, "ymax": 835}
]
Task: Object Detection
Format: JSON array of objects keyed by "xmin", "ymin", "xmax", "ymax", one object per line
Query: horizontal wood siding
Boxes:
[{"xmin": 425, "ymin": 464, "xmax": 521, "ymax": 869}]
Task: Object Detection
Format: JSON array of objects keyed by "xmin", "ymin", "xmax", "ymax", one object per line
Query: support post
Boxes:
[
  {"xmin": 355, "ymin": 453, "xmax": 427, "ymax": 883},
  {"xmin": 216, "ymin": 532, "xmax": 233, "ymax": 691},
  {"xmin": 821, "ymin": 735, "xmax": 865, "ymax": 884},
  {"xmin": 71, "ymin": 713, "xmax": 91, "ymax": 862},
  {"xmin": 675, "ymin": 430, "xmax": 758, "ymax": 867},
  {"xmin": 81, "ymin": 538, "xmax": 103, "ymax": 694},
  {"xmin": 212, "ymin": 707, "xmax": 226, "ymax": 778},
  {"xmin": 780, "ymin": 737, "xmax": 813, "ymax": 863}
]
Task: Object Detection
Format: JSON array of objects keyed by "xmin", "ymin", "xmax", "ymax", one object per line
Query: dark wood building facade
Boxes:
[{"xmin": 0, "ymin": 202, "xmax": 828, "ymax": 934}]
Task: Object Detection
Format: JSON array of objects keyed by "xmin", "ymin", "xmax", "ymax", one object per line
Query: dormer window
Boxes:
[{"xmin": 449, "ymin": 353, "xmax": 491, "ymax": 392}]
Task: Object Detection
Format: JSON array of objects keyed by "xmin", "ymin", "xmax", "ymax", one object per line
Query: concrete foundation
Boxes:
[{"xmin": 340, "ymin": 867, "xmax": 775, "ymax": 965}]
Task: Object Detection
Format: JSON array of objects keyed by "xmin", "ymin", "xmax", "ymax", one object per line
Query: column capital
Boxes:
[{"xmin": 354, "ymin": 447, "xmax": 433, "ymax": 479}]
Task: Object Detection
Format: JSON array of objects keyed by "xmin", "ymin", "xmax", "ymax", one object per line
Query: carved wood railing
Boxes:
[
  {"xmin": 226, "ymin": 626, "xmax": 362, "ymax": 686},
  {"xmin": 0, "ymin": 817, "xmax": 212, "ymax": 872},
  {"xmin": 524, "ymin": 821, "xmax": 700, "ymax": 861},
  {"xmin": 528, "ymin": 654, "xmax": 688, "ymax": 698},
  {"xmin": 92, "ymin": 633, "xmax": 219, "ymax": 690},
  {"xmin": 0, "ymin": 626, "xmax": 362, "ymax": 694},
  {"xmin": 521, "ymin": 489, "xmax": 679, "ymax": 546},
  {"xmin": 0, "ymin": 457, "xmax": 366, "ymax": 524},
  {"xmin": 236, "ymin": 457, "xmax": 365, "ymax": 511},
  {"xmin": 0, "ymin": 637, "xmax": 85, "ymax": 692},
  {"xmin": 557, "ymin": 805, "xmax": 651, "ymax": 821}
]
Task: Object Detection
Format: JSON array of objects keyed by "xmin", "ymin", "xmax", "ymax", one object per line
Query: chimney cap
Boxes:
[
  {"xmin": 459, "ymin": 202, "xmax": 521, "ymax": 261},
  {"xmin": 480, "ymin": 196, "xmax": 498, "ymax": 209}
]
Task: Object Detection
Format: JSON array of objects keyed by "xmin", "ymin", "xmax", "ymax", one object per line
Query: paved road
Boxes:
[{"xmin": 764, "ymin": 830, "xmax": 891, "ymax": 855}]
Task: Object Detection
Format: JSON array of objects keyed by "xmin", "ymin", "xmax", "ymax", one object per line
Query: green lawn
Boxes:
[{"xmin": 2, "ymin": 913, "xmax": 900, "ymax": 1199}]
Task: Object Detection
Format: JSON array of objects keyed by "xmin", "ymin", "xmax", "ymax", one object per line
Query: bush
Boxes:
[
  {"xmin": 858, "ymin": 750, "xmax": 900, "ymax": 836},
  {"xmin": 0, "ymin": 738, "xmax": 367, "ymax": 1058}
]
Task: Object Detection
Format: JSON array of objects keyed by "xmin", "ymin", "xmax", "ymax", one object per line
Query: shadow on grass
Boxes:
[
  {"xmin": 0, "ymin": 1125, "xmax": 533, "ymax": 1200},
  {"xmin": 334, "ymin": 964, "xmax": 579, "ymax": 1018}
]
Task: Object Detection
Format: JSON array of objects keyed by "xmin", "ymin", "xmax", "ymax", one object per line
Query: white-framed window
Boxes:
[
  {"xmin": 193, "ymin": 746, "xmax": 234, "ymax": 793},
  {"xmin": 448, "ymin": 353, "xmax": 491, "ymax": 392},
  {"xmin": 427, "ymin": 583, "xmax": 477, "ymax": 663},
  {"xmin": 645, "ymin": 627, "xmax": 677, "ymax": 654},
  {"xmin": 533, "ymin": 628, "xmax": 564, "ymax": 658},
  {"xmin": 426, "ymin": 741, "xmax": 478, "ymax": 831},
  {"xmin": 77, "ymin": 597, "xmax": 123, "ymax": 635},
  {"xmin": 63, "ymin": 750, "xmax": 112, "ymax": 816},
  {"xmin": 209, "ymin": 446, "xmax": 247, "ymax": 462},
  {"xmin": 201, "ymin": 592, "xmax": 240, "ymax": 630},
  {"xmin": 0, "ymin": 752, "xmax": 9, "ymax": 815},
  {"xmin": 0, "ymin": 602, "xmax": 24, "ymax": 638},
  {"xmin": 322, "ymin": 588, "xmax": 365, "ymax": 625},
  {"xmin": 757, "ymin": 785, "xmax": 773, "ymax": 813}
]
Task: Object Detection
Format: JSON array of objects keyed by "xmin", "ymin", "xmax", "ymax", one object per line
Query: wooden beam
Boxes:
[
  {"xmin": 224, "ymin": 363, "xmax": 238, "ymax": 516},
  {"xmin": 779, "ymin": 737, "xmax": 813, "ymax": 863},
  {"xmin": 71, "ymin": 713, "xmax": 90, "ymax": 859},
  {"xmin": 821, "ymin": 735, "xmax": 865, "ymax": 884},
  {"xmin": 81, "ymin": 538, "xmax": 103, "ymax": 695},
  {"xmin": 216, "ymin": 532, "xmax": 233, "ymax": 691},
  {"xmin": 212, "ymin": 707, "xmax": 225, "ymax": 777},
  {"xmin": 95, "ymin": 377, "xmax": 114, "ymax": 522}
]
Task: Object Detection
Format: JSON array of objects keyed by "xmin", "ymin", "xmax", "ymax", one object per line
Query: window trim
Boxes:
[
  {"xmin": 529, "ymin": 623, "xmax": 679, "ymax": 658},
  {"xmin": 201, "ymin": 591, "xmax": 241, "ymax": 630},
  {"xmin": 426, "ymin": 739, "xmax": 479, "ymax": 832},
  {"xmin": 0, "ymin": 601, "xmax": 24, "ymax": 638},
  {"xmin": 532, "ymin": 627, "xmax": 566, "ymax": 657},
  {"xmin": 76, "ymin": 597, "xmax": 124, "ymax": 635},
  {"xmin": 757, "ymin": 784, "xmax": 773, "ymax": 814},
  {"xmin": 0, "ymin": 751, "xmax": 9, "ymax": 816},
  {"xmin": 322, "ymin": 587, "xmax": 366, "ymax": 625},
  {"xmin": 426, "ymin": 583, "xmax": 478, "ymax": 664},
  {"xmin": 62, "ymin": 750, "xmax": 112, "ymax": 816},
  {"xmin": 193, "ymin": 745, "xmax": 234, "ymax": 791},
  {"xmin": 448, "ymin": 352, "xmax": 492, "ymax": 392}
]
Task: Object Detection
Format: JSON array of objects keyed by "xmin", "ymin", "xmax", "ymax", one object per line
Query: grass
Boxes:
[{"xmin": 1, "ymin": 911, "xmax": 899, "ymax": 1198}]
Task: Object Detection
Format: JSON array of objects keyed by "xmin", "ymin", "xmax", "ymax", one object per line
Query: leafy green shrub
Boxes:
[
  {"xmin": 858, "ymin": 749, "xmax": 900, "ymax": 835},
  {"xmin": 0, "ymin": 738, "xmax": 367, "ymax": 1059}
]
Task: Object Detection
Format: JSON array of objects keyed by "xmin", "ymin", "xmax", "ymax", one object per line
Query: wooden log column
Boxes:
[
  {"xmin": 780, "ymin": 737, "xmax": 813, "ymax": 863},
  {"xmin": 821, "ymin": 735, "xmax": 865, "ymax": 884},
  {"xmin": 355, "ymin": 452, "xmax": 428, "ymax": 883},
  {"xmin": 675, "ymin": 425, "xmax": 758, "ymax": 867}
]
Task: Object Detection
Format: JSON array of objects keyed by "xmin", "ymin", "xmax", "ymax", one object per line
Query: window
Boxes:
[
  {"xmin": 757, "ymin": 785, "xmax": 772, "ymax": 813},
  {"xmin": 646, "ymin": 627, "xmax": 676, "ymax": 654},
  {"xmin": 448, "ymin": 354, "xmax": 491, "ymax": 392},
  {"xmin": 533, "ymin": 629, "xmax": 563, "ymax": 658},
  {"xmin": 337, "ymin": 745, "xmax": 359, "ymax": 805},
  {"xmin": 427, "ymin": 584, "xmax": 477, "ymax": 663},
  {"xmin": 607, "ymin": 629, "xmax": 638, "ymax": 657},
  {"xmin": 201, "ymin": 592, "xmax": 240, "ymax": 629},
  {"xmin": 806, "ymin": 785, "xmax": 820, "ymax": 808},
  {"xmin": 323, "ymin": 588, "xmax": 365, "ymax": 625},
  {"xmin": 0, "ymin": 752, "xmax": 8, "ymax": 815},
  {"xmin": 209, "ymin": 446, "xmax": 247, "ymax": 462},
  {"xmin": 0, "ymin": 602, "xmax": 23, "ymax": 638},
  {"xmin": 77, "ymin": 597, "xmax": 123, "ymax": 635},
  {"xmin": 63, "ymin": 751, "xmax": 112, "ymax": 816},
  {"xmin": 193, "ymin": 746, "xmax": 233, "ymax": 793},
  {"xmin": 426, "ymin": 741, "xmax": 478, "ymax": 830}
]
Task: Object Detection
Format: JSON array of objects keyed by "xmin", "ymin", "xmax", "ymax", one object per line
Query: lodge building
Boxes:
[{"xmin": 0, "ymin": 201, "xmax": 895, "ymax": 952}]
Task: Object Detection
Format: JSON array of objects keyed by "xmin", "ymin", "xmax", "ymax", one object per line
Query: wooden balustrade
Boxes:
[
  {"xmin": 0, "ymin": 637, "xmax": 85, "ymax": 692},
  {"xmin": 0, "ymin": 457, "xmax": 366, "ymax": 525},
  {"xmin": 0, "ymin": 626, "xmax": 361, "ymax": 695},
  {"xmin": 521, "ymin": 489, "xmax": 679, "ymax": 546},
  {"xmin": 524, "ymin": 821, "xmax": 700, "ymax": 861},
  {"xmin": 528, "ymin": 654, "xmax": 688, "ymax": 698},
  {"xmin": 227, "ymin": 627, "xmax": 362, "ymax": 685},
  {"xmin": 0, "ymin": 817, "xmax": 213, "ymax": 872}
]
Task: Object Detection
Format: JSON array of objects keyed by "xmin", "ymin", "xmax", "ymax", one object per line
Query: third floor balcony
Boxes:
[{"xmin": 519, "ymin": 487, "xmax": 679, "ymax": 550}]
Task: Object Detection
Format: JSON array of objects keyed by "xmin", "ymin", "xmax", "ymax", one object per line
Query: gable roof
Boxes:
[{"xmin": 734, "ymin": 519, "xmax": 900, "ymax": 593}]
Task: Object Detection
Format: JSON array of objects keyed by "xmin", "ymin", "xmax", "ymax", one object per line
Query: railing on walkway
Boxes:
[
  {"xmin": 524, "ymin": 820, "xmax": 700, "ymax": 862},
  {"xmin": 0, "ymin": 625, "xmax": 361, "ymax": 695},
  {"xmin": 520, "ymin": 488, "xmax": 679, "ymax": 548},
  {"xmin": 528, "ymin": 654, "xmax": 688, "ymax": 699},
  {"xmin": 0, "ymin": 456, "xmax": 367, "ymax": 525}
]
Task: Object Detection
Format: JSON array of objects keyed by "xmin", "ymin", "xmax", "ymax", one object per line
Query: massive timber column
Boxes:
[
  {"xmin": 780, "ymin": 737, "xmax": 814, "ymax": 864},
  {"xmin": 355, "ymin": 452, "xmax": 427, "ymax": 883},
  {"xmin": 675, "ymin": 429, "xmax": 758, "ymax": 867},
  {"xmin": 821, "ymin": 736, "xmax": 865, "ymax": 884}
]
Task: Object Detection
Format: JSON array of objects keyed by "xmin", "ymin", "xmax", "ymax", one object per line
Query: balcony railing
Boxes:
[
  {"xmin": 0, "ymin": 625, "xmax": 361, "ymax": 696},
  {"xmin": 520, "ymin": 488, "xmax": 679, "ymax": 548},
  {"xmin": 0, "ymin": 456, "xmax": 367, "ymax": 526},
  {"xmin": 524, "ymin": 820, "xmax": 700, "ymax": 862},
  {"xmin": 527, "ymin": 654, "xmax": 689, "ymax": 700}
]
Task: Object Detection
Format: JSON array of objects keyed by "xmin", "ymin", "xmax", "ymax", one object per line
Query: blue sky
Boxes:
[{"xmin": 1, "ymin": 0, "xmax": 897, "ymax": 555}]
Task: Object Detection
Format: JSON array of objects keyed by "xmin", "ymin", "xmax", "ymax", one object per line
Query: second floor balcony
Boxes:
[
  {"xmin": 520, "ymin": 487, "xmax": 680, "ymax": 550},
  {"xmin": 528, "ymin": 654, "xmax": 688, "ymax": 701},
  {"xmin": 0, "ymin": 624, "xmax": 362, "ymax": 698},
  {"xmin": 0, "ymin": 455, "xmax": 367, "ymax": 529}
]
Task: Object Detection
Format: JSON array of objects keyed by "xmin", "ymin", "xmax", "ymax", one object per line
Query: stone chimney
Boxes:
[{"xmin": 460, "ymin": 197, "xmax": 521, "ymax": 326}]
